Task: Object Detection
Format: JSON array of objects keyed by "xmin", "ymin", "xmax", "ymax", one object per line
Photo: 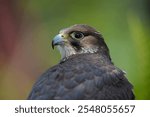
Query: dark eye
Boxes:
[{"xmin": 70, "ymin": 32, "xmax": 84, "ymax": 39}]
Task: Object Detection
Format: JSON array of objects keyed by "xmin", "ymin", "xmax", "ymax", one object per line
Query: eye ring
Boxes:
[{"xmin": 70, "ymin": 32, "xmax": 84, "ymax": 39}]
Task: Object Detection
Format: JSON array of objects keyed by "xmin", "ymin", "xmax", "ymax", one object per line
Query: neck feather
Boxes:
[{"xmin": 57, "ymin": 45, "xmax": 99, "ymax": 60}]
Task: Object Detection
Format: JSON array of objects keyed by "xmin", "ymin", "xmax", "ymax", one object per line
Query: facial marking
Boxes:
[
  {"xmin": 80, "ymin": 47, "xmax": 99, "ymax": 54},
  {"xmin": 52, "ymin": 24, "xmax": 102, "ymax": 60},
  {"xmin": 57, "ymin": 45, "xmax": 76, "ymax": 59}
]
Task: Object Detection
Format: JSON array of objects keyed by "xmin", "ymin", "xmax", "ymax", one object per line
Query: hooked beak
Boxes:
[{"xmin": 52, "ymin": 34, "xmax": 64, "ymax": 49}]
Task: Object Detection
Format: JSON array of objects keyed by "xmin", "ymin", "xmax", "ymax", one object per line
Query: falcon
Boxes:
[{"xmin": 28, "ymin": 24, "xmax": 135, "ymax": 100}]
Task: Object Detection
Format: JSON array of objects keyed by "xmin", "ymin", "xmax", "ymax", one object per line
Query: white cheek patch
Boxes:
[
  {"xmin": 56, "ymin": 45, "xmax": 98, "ymax": 60},
  {"xmin": 57, "ymin": 45, "xmax": 66, "ymax": 59},
  {"xmin": 57, "ymin": 45, "xmax": 76, "ymax": 59}
]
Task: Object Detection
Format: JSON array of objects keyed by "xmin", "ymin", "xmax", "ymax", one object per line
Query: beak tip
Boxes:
[
  {"xmin": 51, "ymin": 41, "xmax": 55, "ymax": 49},
  {"xmin": 51, "ymin": 34, "xmax": 64, "ymax": 49}
]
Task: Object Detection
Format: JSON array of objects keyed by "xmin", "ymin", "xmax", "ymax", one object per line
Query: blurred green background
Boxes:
[{"xmin": 0, "ymin": 0, "xmax": 150, "ymax": 99}]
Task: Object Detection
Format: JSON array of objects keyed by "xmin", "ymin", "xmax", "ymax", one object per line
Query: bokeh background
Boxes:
[{"xmin": 0, "ymin": 0, "xmax": 150, "ymax": 99}]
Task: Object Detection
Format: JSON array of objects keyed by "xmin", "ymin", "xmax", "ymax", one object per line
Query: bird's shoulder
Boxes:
[{"xmin": 28, "ymin": 54, "xmax": 131, "ymax": 99}]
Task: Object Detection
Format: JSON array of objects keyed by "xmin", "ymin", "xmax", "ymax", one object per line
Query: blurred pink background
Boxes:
[{"xmin": 0, "ymin": 0, "xmax": 49, "ymax": 99}]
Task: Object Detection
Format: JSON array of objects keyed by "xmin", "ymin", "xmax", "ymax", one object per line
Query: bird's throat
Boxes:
[
  {"xmin": 57, "ymin": 45, "xmax": 76, "ymax": 59},
  {"xmin": 57, "ymin": 45, "xmax": 99, "ymax": 62}
]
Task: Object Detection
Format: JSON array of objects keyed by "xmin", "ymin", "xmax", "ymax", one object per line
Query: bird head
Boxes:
[{"xmin": 52, "ymin": 24, "xmax": 111, "ymax": 61}]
